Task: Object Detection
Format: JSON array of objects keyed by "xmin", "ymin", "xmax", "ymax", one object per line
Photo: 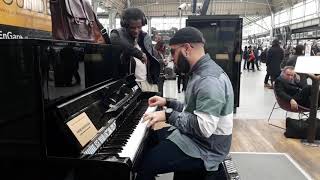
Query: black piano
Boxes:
[
  {"xmin": 47, "ymin": 75, "xmax": 158, "ymax": 180},
  {"xmin": 0, "ymin": 39, "xmax": 158, "ymax": 180},
  {"xmin": 0, "ymin": 39, "xmax": 239, "ymax": 180}
]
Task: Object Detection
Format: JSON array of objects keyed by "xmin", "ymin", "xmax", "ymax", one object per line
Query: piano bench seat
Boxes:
[{"xmin": 173, "ymin": 163, "xmax": 227, "ymax": 180}]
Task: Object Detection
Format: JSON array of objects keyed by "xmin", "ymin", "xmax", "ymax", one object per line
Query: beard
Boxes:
[{"xmin": 176, "ymin": 53, "xmax": 191, "ymax": 74}]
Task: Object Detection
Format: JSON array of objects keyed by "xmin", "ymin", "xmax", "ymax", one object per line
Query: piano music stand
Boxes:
[{"xmin": 294, "ymin": 56, "xmax": 320, "ymax": 147}]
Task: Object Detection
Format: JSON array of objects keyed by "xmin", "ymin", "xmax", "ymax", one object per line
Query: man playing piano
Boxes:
[
  {"xmin": 110, "ymin": 8, "xmax": 160, "ymax": 92},
  {"xmin": 137, "ymin": 27, "xmax": 234, "ymax": 180}
]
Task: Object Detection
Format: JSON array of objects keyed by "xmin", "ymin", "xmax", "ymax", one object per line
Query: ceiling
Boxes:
[{"xmin": 96, "ymin": 0, "xmax": 303, "ymax": 26}]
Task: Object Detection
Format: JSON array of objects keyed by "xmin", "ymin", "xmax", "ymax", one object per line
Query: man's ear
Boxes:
[
  {"xmin": 185, "ymin": 43, "xmax": 193, "ymax": 51},
  {"xmin": 184, "ymin": 43, "xmax": 193, "ymax": 57}
]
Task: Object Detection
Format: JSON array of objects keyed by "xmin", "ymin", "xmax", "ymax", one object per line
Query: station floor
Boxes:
[{"xmin": 156, "ymin": 63, "xmax": 320, "ymax": 180}]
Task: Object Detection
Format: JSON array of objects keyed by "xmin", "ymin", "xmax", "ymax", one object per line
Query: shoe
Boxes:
[
  {"xmin": 178, "ymin": 90, "xmax": 181, "ymax": 93},
  {"xmin": 264, "ymin": 83, "xmax": 271, "ymax": 88}
]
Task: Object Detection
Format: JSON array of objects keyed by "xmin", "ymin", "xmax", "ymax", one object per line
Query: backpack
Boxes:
[{"xmin": 249, "ymin": 52, "xmax": 255, "ymax": 62}]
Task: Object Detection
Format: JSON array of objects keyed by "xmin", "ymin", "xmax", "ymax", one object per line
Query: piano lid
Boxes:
[{"xmin": 47, "ymin": 75, "xmax": 142, "ymax": 156}]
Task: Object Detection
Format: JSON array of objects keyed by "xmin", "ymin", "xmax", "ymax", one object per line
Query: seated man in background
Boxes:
[
  {"xmin": 274, "ymin": 66, "xmax": 320, "ymax": 110},
  {"xmin": 135, "ymin": 27, "xmax": 234, "ymax": 180}
]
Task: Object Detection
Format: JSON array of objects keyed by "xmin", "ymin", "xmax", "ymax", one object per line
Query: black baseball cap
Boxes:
[{"xmin": 169, "ymin": 27, "xmax": 205, "ymax": 45}]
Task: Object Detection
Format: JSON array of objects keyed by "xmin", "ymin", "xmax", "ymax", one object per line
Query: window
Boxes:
[
  {"xmin": 292, "ymin": 6, "xmax": 304, "ymax": 20},
  {"xmin": 305, "ymin": 0, "xmax": 317, "ymax": 16}
]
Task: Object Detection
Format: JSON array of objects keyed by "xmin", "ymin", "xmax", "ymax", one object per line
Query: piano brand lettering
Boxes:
[
  {"xmin": 77, "ymin": 122, "xmax": 91, "ymax": 135},
  {"xmin": 0, "ymin": 31, "xmax": 23, "ymax": 39}
]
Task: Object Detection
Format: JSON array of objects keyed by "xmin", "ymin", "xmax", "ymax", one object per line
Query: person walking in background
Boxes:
[
  {"xmin": 254, "ymin": 46, "xmax": 261, "ymax": 71},
  {"xmin": 311, "ymin": 41, "xmax": 319, "ymax": 56},
  {"xmin": 281, "ymin": 44, "xmax": 292, "ymax": 68},
  {"xmin": 247, "ymin": 46, "xmax": 255, "ymax": 71},
  {"xmin": 262, "ymin": 47, "xmax": 272, "ymax": 87},
  {"xmin": 260, "ymin": 47, "xmax": 267, "ymax": 64},
  {"xmin": 242, "ymin": 46, "xmax": 248, "ymax": 70},
  {"xmin": 265, "ymin": 39, "xmax": 284, "ymax": 89},
  {"xmin": 154, "ymin": 40, "xmax": 168, "ymax": 96},
  {"xmin": 175, "ymin": 66, "xmax": 188, "ymax": 93}
]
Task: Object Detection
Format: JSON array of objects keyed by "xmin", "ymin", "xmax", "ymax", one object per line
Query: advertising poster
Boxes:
[{"xmin": 0, "ymin": 0, "xmax": 51, "ymax": 39}]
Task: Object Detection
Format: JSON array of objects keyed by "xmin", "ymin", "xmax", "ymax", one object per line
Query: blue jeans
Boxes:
[{"xmin": 134, "ymin": 127, "xmax": 205, "ymax": 180}]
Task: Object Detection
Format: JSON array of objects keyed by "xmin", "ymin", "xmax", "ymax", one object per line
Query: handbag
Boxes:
[
  {"xmin": 284, "ymin": 117, "xmax": 320, "ymax": 139},
  {"xmin": 50, "ymin": 0, "xmax": 110, "ymax": 43}
]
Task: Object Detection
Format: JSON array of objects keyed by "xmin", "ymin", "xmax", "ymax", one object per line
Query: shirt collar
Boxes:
[{"xmin": 189, "ymin": 53, "xmax": 211, "ymax": 74}]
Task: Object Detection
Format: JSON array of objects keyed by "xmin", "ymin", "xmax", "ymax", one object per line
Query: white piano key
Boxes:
[{"xmin": 118, "ymin": 106, "xmax": 157, "ymax": 161}]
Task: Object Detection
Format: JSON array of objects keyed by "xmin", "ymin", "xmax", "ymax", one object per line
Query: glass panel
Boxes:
[
  {"xmin": 275, "ymin": 14, "xmax": 280, "ymax": 25},
  {"xmin": 305, "ymin": 1, "xmax": 317, "ymax": 16},
  {"xmin": 292, "ymin": 6, "xmax": 304, "ymax": 20},
  {"xmin": 293, "ymin": 2, "xmax": 303, "ymax": 8},
  {"xmin": 279, "ymin": 11, "xmax": 289, "ymax": 23}
]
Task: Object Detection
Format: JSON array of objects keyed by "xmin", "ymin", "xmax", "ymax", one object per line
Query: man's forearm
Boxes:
[
  {"xmin": 167, "ymin": 111, "xmax": 204, "ymax": 138},
  {"xmin": 166, "ymin": 98, "xmax": 184, "ymax": 112},
  {"xmin": 110, "ymin": 32, "xmax": 143, "ymax": 60},
  {"xmin": 275, "ymin": 84, "xmax": 293, "ymax": 102}
]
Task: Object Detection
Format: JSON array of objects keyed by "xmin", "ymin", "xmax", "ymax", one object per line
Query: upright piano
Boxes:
[
  {"xmin": 0, "ymin": 39, "xmax": 239, "ymax": 180},
  {"xmin": 47, "ymin": 75, "xmax": 158, "ymax": 180}
]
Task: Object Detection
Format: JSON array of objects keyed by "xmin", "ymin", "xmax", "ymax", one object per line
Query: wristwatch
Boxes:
[{"xmin": 165, "ymin": 108, "xmax": 173, "ymax": 121}]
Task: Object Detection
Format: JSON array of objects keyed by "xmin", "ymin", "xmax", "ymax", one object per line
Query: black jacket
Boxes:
[
  {"xmin": 266, "ymin": 45, "xmax": 284, "ymax": 76},
  {"xmin": 274, "ymin": 76, "xmax": 304, "ymax": 102},
  {"xmin": 110, "ymin": 28, "xmax": 160, "ymax": 84}
]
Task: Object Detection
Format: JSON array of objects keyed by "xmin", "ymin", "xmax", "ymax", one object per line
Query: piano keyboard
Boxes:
[
  {"xmin": 118, "ymin": 106, "xmax": 157, "ymax": 160},
  {"xmin": 95, "ymin": 103, "xmax": 157, "ymax": 161}
]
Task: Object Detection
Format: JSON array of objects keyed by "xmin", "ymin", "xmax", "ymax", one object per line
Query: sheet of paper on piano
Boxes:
[
  {"xmin": 67, "ymin": 112, "xmax": 98, "ymax": 147},
  {"xmin": 294, "ymin": 56, "xmax": 320, "ymax": 74}
]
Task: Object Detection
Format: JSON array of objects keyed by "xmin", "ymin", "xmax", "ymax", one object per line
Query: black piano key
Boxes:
[
  {"xmin": 95, "ymin": 152, "xmax": 119, "ymax": 157},
  {"xmin": 112, "ymin": 135, "xmax": 131, "ymax": 140},
  {"xmin": 110, "ymin": 137, "xmax": 129, "ymax": 142},
  {"xmin": 100, "ymin": 149, "xmax": 121, "ymax": 154},
  {"xmin": 107, "ymin": 139, "xmax": 127, "ymax": 145},
  {"xmin": 101, "ymin": 145, "xmax": 123, "ymax": 150},
  {"xmin": 100, "ymin": 147, "xmax": 122, "ymax": 153}
]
